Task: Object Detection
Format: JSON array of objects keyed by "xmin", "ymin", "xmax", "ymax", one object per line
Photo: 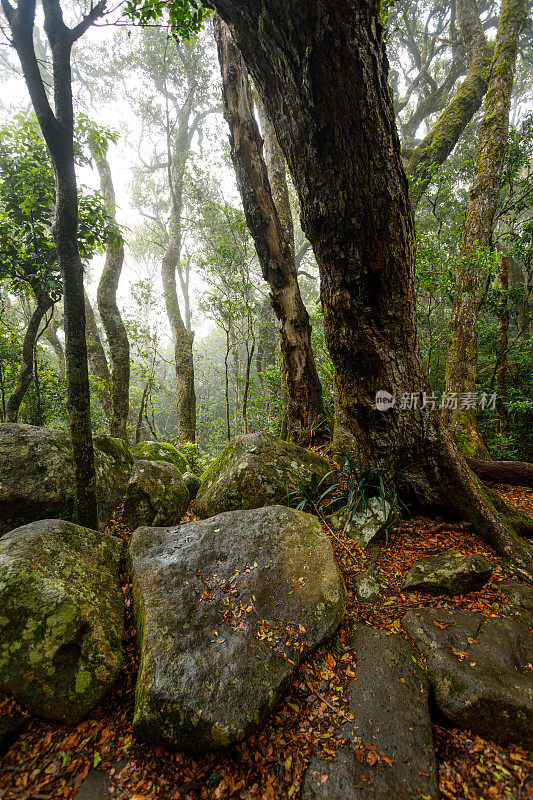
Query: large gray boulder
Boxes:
[
  {"xmin": 0, "ymin": 519, "xmax": 124, "ymax": 724},
  {"xmin": 403, "ymin": 608, "xmax": 533, "ymax": 747},
  {"xmin": 123, "ymin": 460, "xmax": 189, "ymax": 529},
  {"xmin": 402, "ymin": 548, "xmax": 492, "ymax": 596},
  {"xmin": 128, "ymin": 505, "xmax": 346, "ymax": 750},
  {"xmin": 195, "ymin": 432, "xmax": 336, "ymax": 519},
  {"xmin": 302, "ymin": 625, "xmax": 439, "ymax": 800},
  {"xmin": 0, "ymin": 424, "xmax": 133, "ymax": 533},
  {"xmin": 498, "ymin": 581, "xmax": 533, "ymax": 629}
]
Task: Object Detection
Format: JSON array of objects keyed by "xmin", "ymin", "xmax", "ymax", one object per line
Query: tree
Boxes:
[
  {"xmin": 0, "ymin": 0, "xmax": 109, "ymax": 528},
  {"xmin": 214, "ymin": 18, "xmax": 324, "ymax": 440},
  {"xmin": 443, "ymin": 0, "xmax": 527, "ymax": 456}
]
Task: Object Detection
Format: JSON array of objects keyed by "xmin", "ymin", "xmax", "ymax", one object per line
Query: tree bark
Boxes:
[
  {"xmin": 2, "ymin": 0, "xmax": 104, "ymax": 528},
  {"xmin": 496, "ymin": 254, "xmax": 510, "ymax": 438},
  {"xmin": 90, "ymin": 140, "xmax": 130, "ymax": 441},
  {"xmin": 43, "ymin": 313, "xmax": 65, "ymax": 378},
  {"xmin": 444, "ymin": 0, "xmax": 527, "ymax": 457},
  {"xmin": 84, "ymin": 291, "xmax": 113, "ymax": 425},
  {"xmin": 467, "ymin": 457, "xmax": 533, "ymax": 488},
  {"xmin": 5, "ymin": 284, "xmax": 53, "ymax": 421},
  {"xmin": 207, "ymin": 0, "xmax": 533, "ymax": 575},
  {"xmin": 214, "ymin": 16, "xmax": 325, "ymax": 440},
  {"xmin": 406, "ymin": 0, "xmax": 493, "ymax": 207}
]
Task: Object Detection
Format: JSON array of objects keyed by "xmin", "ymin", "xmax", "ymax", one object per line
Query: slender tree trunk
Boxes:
[
  {"xmin": 6, "ymin": 285, "xmax": 52, "ymax": 421},
  {"xmin": 3, "ymin": 0, "xmax": 104, "ymax": 528},
  {"xmin": 84, "ymin": 291, "xmax": 113, "ymax": 425},
  {"xmin": 214, "ymin": 16, "xmax": 325, "ymax": 440},
  {"xmin": 208, "ymin": 0, "xmax": 533, "ymax": 574},
  {"xmin": 224, "ymin": 328, "xmax": 231, "ymax": 441},
  {"xmin": 444, "ymin": 0, "xmax": 527, "ymax": 457},
  {"xmin": 90, "ymin": 140, "xmax": 130, "ymax": 441},
  {"xmin": 135, "ymin": 379, "xmax": 150, "ymax": 445},
  {"xmin": 43, "ymin": 314, "xmax": 65, "ymax": 378},
  {"xmin": 406, "ymin": 0, "xmax": 492, "ymax": 206},
  {"xmin": 496, "ymin": 254, "xmax": 510, "ymax": 438}
]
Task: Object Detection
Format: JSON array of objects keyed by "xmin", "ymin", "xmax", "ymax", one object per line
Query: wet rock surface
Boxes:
[
  {"xmin": 302, "ymin": 625, "xmax": 439, "ymax": 799},
  {"xmin": 402, "ymin": 548, "xmax": 492, "ymax": 596},
  {"xmin": 195, "ymin": 433, "xmax": 336, "ymax": 519},
  {"xmin": 123, "ymin": 460, "xmax": 189, "ymax": 529},
  {"xmin": 127, "ymin": 505, "xmax": 346, "ymax": 751},
  {"xmin": 402, "ymin": 608, "xmax": 533, "ymax": 747},
  {"xmin": 0, "ymin": 519, "xmax": 124, "ymax": 724}
]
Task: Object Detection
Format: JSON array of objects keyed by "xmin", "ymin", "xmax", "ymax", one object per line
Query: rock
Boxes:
[
  {"xmin": 0, "ymin": 424, "xmax": 132, "ymax": 533},
  {"xmin": 353, "ymin": 570, "xmax": 380, "ymax": 604},
  {"xmin": 128, "ymin": 505, "xmax": 346, "ymax": 750},
  {"xmin": 74, "ymin": 771, "xmax": 113, "ymax": 800},
  {"xmin": 182, "ymin": 470, "xmax": 201, "ymax": 500},
  {"xmin": 402, "ymin": 548, "xmax": 492, "ymax": 596},
  {"xmin": 123, "ymin": 460, "xmax": 189, "ymax": 529},
  {"xmin": 93, "ymin": 435, "xmax": 133, "ymax": 527},
  {"xmin": 195, "ymin": 432, "xmax": 336, "ymax": 519},
  {"xmin": 302, "ymin": 625, "xmax": 438, "ymax": 800},
  {"xmin": 498, "ymin": 581, "xmax": 533, "ymax": 628},
  {"xmin": 325, "ymin": 497, "xmax": 391, "ymax": 547},
  {"xmin": 402, "ymin": 608, "xmax": 533, "ymax": 747},
  {"xmin": 130, "ymin": 441, "xmax": 187, "ymax": 473},
  {"xmin": 0, "ymin": 708, "xmax": 27, "ymax": 752},
  {"xmin": 0, "ymin": 519, "xmax": 124, "ymax": 724}
]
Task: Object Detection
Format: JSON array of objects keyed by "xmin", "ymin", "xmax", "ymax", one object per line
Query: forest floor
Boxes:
[{"xmin": 0, "ymin": 484, "xmax": 532, "ymax": 800}]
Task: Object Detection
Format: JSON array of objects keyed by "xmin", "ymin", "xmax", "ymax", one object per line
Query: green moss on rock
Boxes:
[{"xmin": 130, "ymin": 441, "xmax": 187, "ymax": 473}]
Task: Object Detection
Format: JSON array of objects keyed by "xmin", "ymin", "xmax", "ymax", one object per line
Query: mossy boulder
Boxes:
[
  {"xmin": 325, "ymin": 497, "xmax": 392, "ymax": 547},
  {"xmin": 123, "ymin": 460, "xmax": 189, "ymax": 529},
  {"xmin": 195, "ymin": 433, "xmax": 336, "ymax": 519},
  {"xmin": 498, "ymin": 580, "xmax": 533, "ymax": 629},
  {"xmin": 130, "ymin": 441, "xmax": 187, "ymax": 474},
  {"xmin": 403, "ymin": 608, "xmax": 533, "ymax": 748},
  {"xmin": 182, "ymin": 471, "xmax": 201, "ymax": 500},
  {"xmin": 127, "ymin": 505, "xmax": 346, "ymax": 751},
  {"xmin": 402, "ymin": 548, "xmax": 492, "ymax": 596},
  {"xmin": 0, "ymin": 424, "xmax": 133, "ymax": 534},
  {"xmin": 0, "ymin": 519, "xmax": 124, "ymax": 724}
]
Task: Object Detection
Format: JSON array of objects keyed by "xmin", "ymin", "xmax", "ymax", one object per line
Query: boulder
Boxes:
[
  {"xmin": 302, "ymin": 625, "xmax": 438, "ymax": 800},
  {"xmin": 128, "ymin": 505, "xmax": 346, "ymax": 750},
  {"xmin": 123, "ymin": 460, "xmax": 189, "ymax": 529},
  {"xmin": 402, "ymin": 548, "xmax": 492, "ymax": 596},
  {"xmin": 402, "ymin": 608, "xmax": 533, "ymax": 747},
  {"xmin": 0, "ymin": 519, "xmax": 124, "ymax": 724},
  {"xmin": 0, "ymin": 424, "xmax": 133, "ymax": 534},
  {"xmin": 498, "ymin": 581, "xmax": 533, "ymax": 628},
  {"xmin": 182, "ymin": 470, "xmax": 201, "ymax": 500},
  {"xmin": 353, "ymin": 570, "xmax": 380, "ymax": 604},
  {"xmin": 325, "ymin": 497, "xmax": 391, "ymax": 547},
  {"xmin": 130, "ymin": 441, "xmax": 187, "ymax": 473},
  {"xmin": 195, "ymin": 432, "xmax": 336, "ymax": 519}
]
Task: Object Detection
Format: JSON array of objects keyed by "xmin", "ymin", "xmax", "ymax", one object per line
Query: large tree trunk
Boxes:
[
  {"xmin": 444, "ymin": 0, "xmax": 527, "ymax": 458},
  {"xmin": 214, "ymin": 17, "xmax": 325, "ymax": 440},
  {"xmin": 90, "ymin": 140, "xmax": 130, "ymax": 441},
  {"xmin": 208, "ymin": 0, "xmax": 533, "ymax": 575},
  {"xmin": 3, "ymin": 0, "xmax": 103, "ymax": 528},
  {"xmin": 84, "ymin": 291, "xmax": 113, "ymax": 425},
  {"xmin": 406, "ymin": 0, "xmax": 492, "ymax": 207},
  {"xmin": 496, "ymin": 254, "xmax": 510, "ymax": 438},
  {"xmin": 467, "ymin": 457, "xmax": 533, "ymax": 488},
  {"xmin": 5, "ymin": 284, "xmax": 53, "ymax": 421}
]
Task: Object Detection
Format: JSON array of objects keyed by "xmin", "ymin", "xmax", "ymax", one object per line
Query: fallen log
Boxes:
[{"xmin": 466, "ymin": 458, "xmax": 533, "ymax": 488}]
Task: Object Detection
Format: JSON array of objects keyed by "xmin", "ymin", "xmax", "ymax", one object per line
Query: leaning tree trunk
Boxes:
[
  {"xmin": 208, "ymin": 0, "xmax": 533, "ymax": 575},
  {"xmin": 84, "ymin": 291, "xmax": 113, "ymax": 425},
  {"xmin": 90, "ymin": 140, "xmax": 130, "ymax": 441},
  {"xmin": 5, "ymin": 284, "xmax": 52, "ymax": 421},
  {"xmin": 406, "ymin": 0, "xmax": 492, "ymax": 207},
  {"xmin": 215, "ymin": 17, "xmax": 324, "ymax": 440},
  {"xmin": 444, "ymin": 0, "xmax": 527, "ymax": 458}
]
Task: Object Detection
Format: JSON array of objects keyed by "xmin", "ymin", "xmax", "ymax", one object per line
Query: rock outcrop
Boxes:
[
  {"xmin": 128, "ymin": 505, "xmax": 346, "ymax": 750},
  {"xmin": 195, "ymin": 433, "xmax": 335, "ymax": 519},
  {"xmin": 403, "ymin": 608, "xmax": 533, "ymax": 747},
  {"xmin": 0, "ymin": 519, "xmax": 124, "ymax": 723},
  {"xmin": 123, "ymin": 460, "xmax": 189, "ymax": 529},
  {"xmin": 402, "ymin": 548, "xmax": 492, "ymax": 596}
]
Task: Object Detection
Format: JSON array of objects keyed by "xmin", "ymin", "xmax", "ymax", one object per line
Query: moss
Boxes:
[{"xmin": 131, "ymin": 441, "xmax": 187, "ymax": 473}]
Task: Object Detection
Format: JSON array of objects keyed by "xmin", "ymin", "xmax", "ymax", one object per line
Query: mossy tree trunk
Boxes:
[
  {"xmin": 207, "ymin": 0, "xmax": 533, "ymax": 575},
  {"xmin": 443, "ymin": 0, "xmax": 527, "ymax": 457},
  {"xmin": 84, "ymin": 291, "xmax": 113, "ymax": 425},
  {"xmin": 215, "ymin": 17, "xmax": 324, "ymax": 440},
  {"xmin": 89, "ymin": 140, "xmax": 130, "ymax": 442}
]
